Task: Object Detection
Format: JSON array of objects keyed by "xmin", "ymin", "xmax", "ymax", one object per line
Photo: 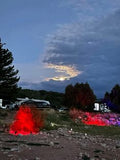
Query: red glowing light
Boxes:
[
  {"xmin": 9, "ymin": 105, "xmax": 44, "ymax": 135},
  {"xmin": 82, "ymin": 117, "xmax": 107, "ymax": 126},
  {"xmin": 81, "ymin": 112, "xmax": 108, "ymax": 126},
  {"xmin": 69, "ymin": 108, "xmax": 120, "ymax": 126}
]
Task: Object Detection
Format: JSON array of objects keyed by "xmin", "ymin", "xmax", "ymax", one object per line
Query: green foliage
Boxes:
[
  {"xmin": 0, "ymin": 39, "xmax": 20, "ymax": 102},
  {"xmin": 18, "ymin": 89, "xmax": 64, "ymax": 108},
  {"xmin": 64, "ymin": 82, "xmax": 96, "ymax": 111}
]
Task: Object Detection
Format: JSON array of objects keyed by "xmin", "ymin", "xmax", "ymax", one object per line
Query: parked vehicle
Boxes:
[
  {"xmin": 19, "ymin": 98, "xmax": 51, "ymax": 109},
  {"xmin": 58, "ymin": 107, "xmax": 69, "ymax": 113},
  {"xmin": 0, "ymin": 99, "xmax": 17, "ymax": 109},
  {"xmin": 5, "ymin": 103, "xmax": 17, "ymax": 109}
]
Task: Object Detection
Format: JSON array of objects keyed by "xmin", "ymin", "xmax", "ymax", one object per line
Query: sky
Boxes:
[{"xmin": 0, "ymin": 0, "xmax": 120, "ymax": 98}]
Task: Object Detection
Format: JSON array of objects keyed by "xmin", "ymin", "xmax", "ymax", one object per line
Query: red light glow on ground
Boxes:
[
  {"xmin": 9, "ymin": 105, "xmax": 44, "ymax": 135},
  {"xmin": 69, "ymin": 108, "xmax": 120, "ymax": 126},
  {"xmin": 81, "ymin": 113, "xmax": 107, "ymax": 126}
]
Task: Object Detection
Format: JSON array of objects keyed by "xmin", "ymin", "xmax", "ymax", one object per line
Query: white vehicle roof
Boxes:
[
  {"xmin": 31, "ymin": 99, "xmax": 50, "ymax": 105},
  {"xmin": 16, "ymin": 98, "xmax": 50, "ymax": 105}
]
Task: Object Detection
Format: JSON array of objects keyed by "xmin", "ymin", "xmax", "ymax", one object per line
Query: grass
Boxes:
[
  {"xmin": 43, "ymin": 111, "xmax": 120, "ymax": 137},
  {"xmin": 0, "ymin": 108, "xmax": 120, "ymax": 137},
  {"xmin": 71, "ymin": 123, "xmax": 120, "ymax": 137},
  {"xmin": 43, "ymin": 111, "xmax": 73, "ymax": 130}
]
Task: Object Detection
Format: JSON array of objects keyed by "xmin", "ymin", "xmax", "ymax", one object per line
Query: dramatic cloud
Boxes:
[
  {"xmin": 45, "ymin": 63, "xmax": 81, "ymax": 81},
  {"xmin": 43, "ymin": 9, "xmax": 120, "ymax": 97},
  {"xmin": 13, "ymin": 0, "xmax": 120, "ymax": 98}
]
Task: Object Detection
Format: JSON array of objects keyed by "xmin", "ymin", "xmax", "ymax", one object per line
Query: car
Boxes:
[
  {"xmin": 58, "ymin": 107, "xmax": 69, "ymax": 113},
  {"xmin": 5, "ymin": 103, "xmax": 17, "ymax": 109},
  {"xmin": 20, "ymin": 99, "xmax": 51, "ymax": 109}
]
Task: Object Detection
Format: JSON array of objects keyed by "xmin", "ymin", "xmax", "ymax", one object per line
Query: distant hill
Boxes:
[{"xmin": 18, "ymin": 89, "xmax": 65, "ymax": 108}]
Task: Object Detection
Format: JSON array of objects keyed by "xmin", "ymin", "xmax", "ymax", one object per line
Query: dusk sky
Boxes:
[{"xmin": 0, "ymin": 0, "xmax": 120, "ymax": 98}]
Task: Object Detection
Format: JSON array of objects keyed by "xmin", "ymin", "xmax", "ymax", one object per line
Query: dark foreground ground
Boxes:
[
  {"xmin": 0, "ymin": 110, "xmax": 120, "ymax": 160},
  {"xmin": 0, "ymin": 128, "xmax": 120, "ymax": 160}
]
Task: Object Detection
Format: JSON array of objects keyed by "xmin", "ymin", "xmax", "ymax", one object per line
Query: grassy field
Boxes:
[
  {"xmin": 43, "ymin": 110, "xmax": 120, "ymax": 137},
  {"xmin": 0, "ymin": 108, "xmax": 120, "ymax": 137}
]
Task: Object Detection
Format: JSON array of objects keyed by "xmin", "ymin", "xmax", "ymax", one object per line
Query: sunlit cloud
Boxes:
[
  {"xmin": 45, "ymin": 63, "xmax": 82, "ymax": 81},
  {"xmin": 45, "ymin": 76, "xmax": 68, "ymax": 81}
]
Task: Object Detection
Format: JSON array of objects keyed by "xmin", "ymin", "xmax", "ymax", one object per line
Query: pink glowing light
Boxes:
[{"xmin": 69, "ymin": 108, "xmax": 120, "ymax": 126}]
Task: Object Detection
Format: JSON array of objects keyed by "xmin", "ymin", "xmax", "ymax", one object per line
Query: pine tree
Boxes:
[
  {"xmin": 104, "ymin": 84, "xmax": 120, "ymax": 112},
  {"xmin": 64, "ymin": 84, "xmax": 74, "ymax": 107},
  {"xmin": 65, "ymin": 82, "xmax": 96, "ymax": 111},
  {"xmin": 0, "ymin": 39, "xmax": 20, "ymax": 103}
]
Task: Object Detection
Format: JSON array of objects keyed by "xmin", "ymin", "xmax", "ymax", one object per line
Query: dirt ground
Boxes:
[{"xmin": 0, "ymin": 111, "xmax": 120, "ymax": 160}]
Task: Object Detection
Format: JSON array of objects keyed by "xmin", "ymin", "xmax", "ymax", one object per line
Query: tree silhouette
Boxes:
[
  {"xmin": 0, "ymin": 39, "xmax": 20, "ymax": 103},
  {"xmin": 64, "ymin": 84, "xmax": 74, "ymax": 107},
  {"xmin": 104, "ymin": 84, "xmax": 120, "ymax": 112},
  {"xmin": 65, "ymin": 82, "xmax": 96, "ymax": 111}
]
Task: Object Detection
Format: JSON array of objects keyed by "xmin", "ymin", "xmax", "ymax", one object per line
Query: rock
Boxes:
[
  {"xmin": 56, "ymin": 135, "xmax": 59, "ymax": 139},
  {"xmin": 3, "ymin": 151, "xmax": 8, "ymax": 154},
  {"xmin": 35, "ymin": 157, "xmax": 40, "ymax": 160},
  {"xmin": 101, "ymin": 143, "xmax": 107, "ymax": 147},
  {"xmin": 81, "ymin": 143, "xmax": 87, "ymax": 148},
  {"xmin": 8, "ymin": 154, "xmax": 14, "ymax": 157},
  {"xmin": 85, "ymin": 133, "xmax": 87, "ymax": 136},
  {"xmin": 50, "ymin": 134, "xmax": 54, "ymax": 138},
  {"xmin": 79, "ymin": 152, "xmax": 83, "ymax": 157},
  {"xmin": 81, "ymin": 136, "xmax": 86, "ymax": 139},
  {"xmin": 68, "ymin": 137, "xmax": 72, "ymax": 140},
  {"xmin": 49, "ymin": 141, "xmax": 54, "ymax": 146},
  {"xmin": 54, "ymin": 141, "xmax": 59, "ymax": 145},
  {"xmin": 11, "ymin": 147, "xmax": 18, "ymax": 151},
  {"xmin": 82, "ymin": 153, "xmax": 90, "ymax": 160},
  {"xmin": 116, "ymin": 142, "xmax": 120, "ymax": 148}
]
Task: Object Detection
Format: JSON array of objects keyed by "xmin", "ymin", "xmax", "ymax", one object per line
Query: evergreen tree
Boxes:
[
  {"xmin": 104, "ymin": 84, "xmax": 120, "ymax": 112},
  {"xmin": 0, "ymin": 39, "xmax": 20, "ymax": 103},
  {"xmin": 64, "ymin": 84, "xmax": 74, "ymax": 107},
  {"xmin": 65, "ymin": 82, "xmax": 96, "ymax": 111},
  {"xmin": 74, "ymin": 83, "xmax": 96, "ymax": 110}
]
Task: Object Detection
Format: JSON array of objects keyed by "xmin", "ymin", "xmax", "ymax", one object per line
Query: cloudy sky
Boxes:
[{"xmin": 0, "ymin": 0, "xmax": 120, "ymax": 97}]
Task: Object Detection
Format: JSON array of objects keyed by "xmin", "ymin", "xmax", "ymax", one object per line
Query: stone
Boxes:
[
  {"xmin": 49, "ymin": 141, "xmax": 54, "ymax": 146},
  {"xmin": 11, "ymin": 147, "xmax": 18, "ymax": 151},
  {"xmin": 8, "ymin": 154, "xmax": 14, "ymax": 157},
  {"xmin": 35, "ymin": 157, "xmax": 40, "ymax": 160},
  {"xmin": 101, "ymin": 143, "xmax": 107, "ymax": 147}
]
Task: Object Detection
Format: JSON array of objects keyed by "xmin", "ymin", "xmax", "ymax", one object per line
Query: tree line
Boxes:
[
  {"xmin": 64, "ymin": 83, "xmax": 96, "ymax": 111},
  {"xmin": 0, "ymin": 39, "xmax": 20, "ymax": 105},
  {"xmin": 0, "ymin": 39, "xmax": 120, "ymax": 112},
  {"xmin": 18, "ymin": 89, "xmax": 64, "ymax": 108},
  {"xmin": 104, "ymin": 84, "xmax": 120, "ymax": 112}
]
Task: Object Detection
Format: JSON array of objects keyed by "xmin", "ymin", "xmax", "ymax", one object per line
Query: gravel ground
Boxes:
[{"xmin": 0, "ymin": 127, "xmax": 120, "ymax": 160}]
